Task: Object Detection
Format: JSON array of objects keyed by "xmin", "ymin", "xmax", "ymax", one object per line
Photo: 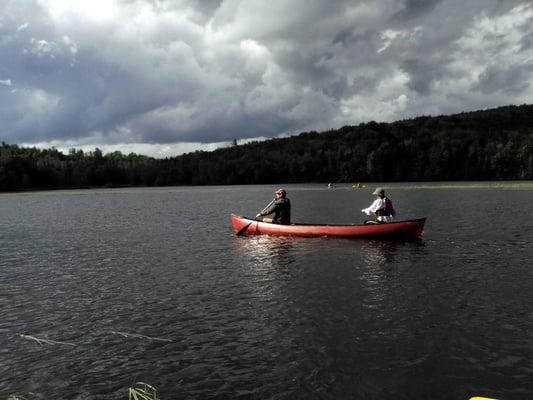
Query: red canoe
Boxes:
[{"xmin": 231, "ymin": 214, "xmax": 426, "ymax": 239}]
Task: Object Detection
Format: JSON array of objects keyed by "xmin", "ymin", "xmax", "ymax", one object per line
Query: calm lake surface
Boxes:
[{"xmin": 1, "ymin": 183, "xmax": 532, "ymax": 400}]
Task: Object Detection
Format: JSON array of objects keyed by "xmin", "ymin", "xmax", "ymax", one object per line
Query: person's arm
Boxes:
[
  {"xmin": 256, "ymin": 201, "xmax": 279, "ymax": 218},
  {"xmin": 361, "ymin": 198, "xmax": 383, "ymax": 215}
]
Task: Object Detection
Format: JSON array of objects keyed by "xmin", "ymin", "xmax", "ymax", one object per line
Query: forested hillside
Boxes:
[{"xmin": 1, "ymin": 104, "xmax": 532, "ymax": 191}]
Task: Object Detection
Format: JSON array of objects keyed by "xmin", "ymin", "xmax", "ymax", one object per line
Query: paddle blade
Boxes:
[{"xmin": 236, "ymin": 222, "xmax": 253, "ymax": 236}]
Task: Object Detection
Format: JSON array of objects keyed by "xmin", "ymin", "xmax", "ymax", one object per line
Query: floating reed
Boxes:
[
  {"xmin": 6, "ymin": 393, "xmax": 43, "ymax": 400},
  {"xmin": 17, "ymin": 334, "xmax": 76, "ymax": 347},
  {"xmin": 128, "ymin": 382, "xmax": 159, "ymax": 400},
  {"xmin": 110, "ymin": 331, "xmax": 172, "ymax": 342}
]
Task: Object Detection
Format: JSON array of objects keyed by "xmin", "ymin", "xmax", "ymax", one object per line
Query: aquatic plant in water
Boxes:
[
  {"xmin": 128, "ymin": 382, "xmax": 159, "ymax": 400},
  {"xmin": 17, "ymin": 333, "xmax": 76, "ymax": 347}
]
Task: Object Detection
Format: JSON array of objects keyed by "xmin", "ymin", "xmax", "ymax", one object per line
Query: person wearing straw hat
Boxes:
[
  {"xmin": 255, "ymin": 188, "xmax": 291, "ymax": 224},
  {"xmin": 361, "ymin": 187, "xmax": 396, "ymax": 223}
]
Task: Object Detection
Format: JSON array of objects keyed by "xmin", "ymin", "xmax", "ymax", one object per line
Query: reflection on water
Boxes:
[
  {"xmin": 360, "ymin": 238, "xmax": 425, "ymax": 267},
  {"xmin": 231, "ymin": 235, "xmax": 428, "ymax": 287},
  {"xmin": 231, "ymin": 234, "xmax": 436, "ymax": 398},
  {"xmin": 233, "ymin": 235, "xmax": 297, "ymax": 267},
  {"xmin": 232, "ymin": 235, "xmax": 429, "ymax": 322},
  {"xmin": 361, "ymin": 240, "xmax": 399, "ymax": 267},
  {"xmin": 233, "ymin": 234, "xmax": 426, "ymax": 272}
]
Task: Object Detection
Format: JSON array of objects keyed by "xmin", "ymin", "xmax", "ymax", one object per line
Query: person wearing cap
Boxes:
[
  {"xmin": 255, "ymin": 188, "xmax": 291, "ymax": 224},
  {"xmin": 361, "ymin": 187, "xmax": 396, "ymax": 223}
]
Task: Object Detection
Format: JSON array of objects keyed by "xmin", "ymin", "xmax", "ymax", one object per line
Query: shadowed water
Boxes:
[{"xmin": 0, "ymin": 184, "xmax": 532, "ymax": 400}]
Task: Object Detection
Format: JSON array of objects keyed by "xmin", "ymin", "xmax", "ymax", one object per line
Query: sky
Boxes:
[{"xmin": 1, "ymin": 0, "xmax": 533, "ymax": 157}]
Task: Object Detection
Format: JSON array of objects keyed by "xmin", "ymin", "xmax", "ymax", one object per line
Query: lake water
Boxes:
[{"xmin": 1, "ymin": 183, "xmax": 532, "ymax": 400}]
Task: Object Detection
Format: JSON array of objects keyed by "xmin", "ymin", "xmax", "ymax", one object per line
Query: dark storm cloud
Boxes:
[
  {"xmin": 394, "ymin": 0, "xmax": 443, "ymax": 21},
  {"xmin": 475, "ymin": 63, "xmax": 533, "ymax": 95},
  {"xmin": 400, "ymin": 58, "xmax": 450, "ymax": 95},
  {"xmin": 401, "ymin": 59, "xmax": 433, "ymax": 95},
  {"xmin": 1, "ymin": 0, "xmax": 533, "ymax": 156},
  {"xmin": 188, "ymin": 0, "xmax": 224, "ymax": 18}
]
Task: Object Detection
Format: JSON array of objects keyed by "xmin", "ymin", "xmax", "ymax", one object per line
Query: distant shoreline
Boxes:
[{"xmin": 1, "ymin": 180, "xmax": 532, "ymax": 195}]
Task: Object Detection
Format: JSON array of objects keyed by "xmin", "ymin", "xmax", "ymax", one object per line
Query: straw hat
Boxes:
[{"xmin": 372, "ymin": 187, "xmax": 385, "ymax": 196}]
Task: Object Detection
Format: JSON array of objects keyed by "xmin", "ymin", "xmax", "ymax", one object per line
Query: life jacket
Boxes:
[{"xmin": 376, "ymin": 197, "xmax": 395, "ymax": 217}]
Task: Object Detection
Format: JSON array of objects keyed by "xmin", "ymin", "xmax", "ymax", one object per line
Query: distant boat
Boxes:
[
  {"xmin": 232, "ymin": 214, "xmax": 426, "ymax": 239},
  {"xmin": 328, "ymin": 183, "xmax": 334, "ymax": 189},
  {"xmin": 352, "ymin": 183, "xmax": 366, "ymax": 189}
]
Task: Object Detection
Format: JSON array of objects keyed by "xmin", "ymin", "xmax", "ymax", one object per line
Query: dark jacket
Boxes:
[{"xmin": 262, "ymin": 198, "xmax": 291, "ymax": 224}]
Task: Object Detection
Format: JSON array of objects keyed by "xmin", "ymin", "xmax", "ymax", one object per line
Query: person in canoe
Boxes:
[
  {"xmin": 361, "ymin": 187, "xmax": 395, "ymax": 223},
  {"xmin": 255, "ymin": 188, "xmax": 291, "ymax": 224}
]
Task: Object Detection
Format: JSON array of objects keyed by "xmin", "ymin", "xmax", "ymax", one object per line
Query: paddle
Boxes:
[{"xmin": 236, "ymin": 198, "xmax": 275, "ymax": 236}]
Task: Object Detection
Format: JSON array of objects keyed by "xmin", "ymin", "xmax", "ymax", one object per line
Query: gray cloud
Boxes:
[
  {"xmin": 394, "ymin": 0, "xmax": 444, "ymax": 21},
  {"xmin": 475, "ymin": 63, "xmax": 533, "ymax": 95},
  {"xmin": 1, "ymin": 0, "xmax": 533, "ymax": 156}
]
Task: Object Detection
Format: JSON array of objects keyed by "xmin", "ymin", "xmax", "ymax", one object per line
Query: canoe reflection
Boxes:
[
  {"xmin": 360, "ymin": 240, "xmax": 400, "ymax": 267},
  {"xmin": 233, "ymin": 235, "xmax": 425, "ymax": 272},
  {"xmin": 233, "ymin": 235, "xmax": 298, "ymax": 269},
  {"xmin": 361, "ymin": 238, "xmax": 425, "ymax": 267}
]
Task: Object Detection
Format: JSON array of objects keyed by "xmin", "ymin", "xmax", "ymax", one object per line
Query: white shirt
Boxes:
[{"xmin": 361, "ymin": 198, "xmax": 394, "ymax": 222}]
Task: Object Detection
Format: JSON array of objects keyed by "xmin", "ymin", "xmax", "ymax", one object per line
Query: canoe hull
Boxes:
[{"xmin": 231, "ymin": 214, "xmax": 426, "ymax": 239}]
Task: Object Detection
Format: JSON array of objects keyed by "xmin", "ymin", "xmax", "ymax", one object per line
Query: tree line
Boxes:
[{"xmin": 1, "ymin": 104, "xmax": 532, "ymax": 191}]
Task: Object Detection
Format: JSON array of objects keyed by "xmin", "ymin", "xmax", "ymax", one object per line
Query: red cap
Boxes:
[{"xmin": 275, "ymin": 188, "xmax": 286, "ymax": 196}]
